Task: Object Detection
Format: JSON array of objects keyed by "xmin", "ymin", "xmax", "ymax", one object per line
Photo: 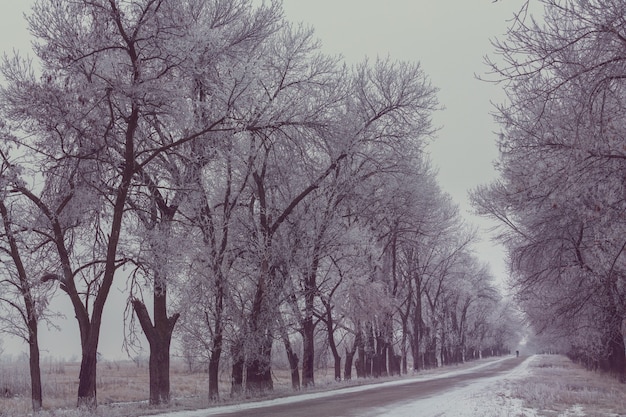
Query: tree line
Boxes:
[
  {"xmin": 474, "ymin": 0, "xmax": 626, "ymax": 380},
  {"xmin": 0, "ymin": 0, "xmax": 519, "ymax": 412}
]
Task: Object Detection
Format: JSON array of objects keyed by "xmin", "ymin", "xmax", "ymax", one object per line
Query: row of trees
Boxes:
[
  {"xmin": 0, "ymin": 0, "xmax": 520, "ymax": 411},
  {"xmin": 474, "ymin": 0, "xmax": 626, "ymax": 379}
]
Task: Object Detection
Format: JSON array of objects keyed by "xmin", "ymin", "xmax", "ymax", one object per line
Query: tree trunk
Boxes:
[
  {"xmin": 245, "ymin": 262, "xmax": 274, "ymax": 398},
  {"xmin": 365, "ymin": 327, "xmax": 375, "ymax": 378},
  {"xmin": 276, "ymin": 312, "xmax": 300, "ymax": 391},
  {"xmin": 411, "ymin": 272, "xmax": 423, "ymax": 371},
  {"xmin": 331, "ymin": 349, "xmax": 342, "ymax": 382},
  {"xmin": 208, "ymin": 280, "xmax": 224, "ymax": 401},
  {"xmin": 605, "ymin": 321, "xmax": 626, "ymax": 380},
  {"xmin": 302, "ymin": 248, "xmax": 321, "ymax": 388},
  {"xmin": 285, "ymin": 344, "xmax": 300, "ymax": 391},
  {"xmin": 77, "ymin": 342, "xmax": 98, "ymax": 408},
  {"xmin": 301, "ymin": 316, "xmax": 315, "ymax": 387},
  {"xmin": 28, "ymin": 321, "xmax": 42, "ymax": 412},
  {"xmin": 423, "ymin": 328, "xmax": 437, "ymax": 369},
  {"xmin": 245, "ymin": 365, "xmax": 273, "ymax": 394},
  {"xmin": 245, "ymin": 333, "xmax": 273, "ymax": 393},
  {"xmin": 132, "ymin": 288, "xmax": 180, "ymax": 406},
  {"xmin": 148, "ymin": 337, "xmax": 172, "ymax": 405},
  {"xmin": 376, "ymin": 328, "xmax": 389, "ymax": 377},
  {"xmin": 410, "ymin": 336, "xmax": 419, "ymax": 372},
  {"xmin": 344, "ymin": 349, "xmax": 354, "ymax": 381},
  {"xmin": 387, "ymin": 344, "xmax": 399, "ymax": 376},
  {"xmin": 323, "ymin": 301, "xmax": 342, "ymax": 381},
  {"xmin": 208, "ymin": 336, "xmax": 222, "ymax": 401},
  {"xmin": 230, "ymin": 339, "xmax": 244, "ymax": 397},
  {"xmin": 356, "ymin": 330, "xmax": 366, "ymax": 378},
  {"xmin": 400, "ymin": 315, "xmax": 408, "ymax": 375}
]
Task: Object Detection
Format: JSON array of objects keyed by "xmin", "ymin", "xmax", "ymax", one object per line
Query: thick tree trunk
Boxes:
[
  {"xmin": 605, "ymin": 321, "xmax": 626, "ymax": 380},
  {"xmin": 344, "ymin": 348, "xmax": 355, "ymax": 381},
  {"xmin": 323, "ymin": 302, "xmax": 342, "ymax": 381},
  {"xmin": 245, "ymin": 334, "xmax": 273, "ymax": 393},
  {"xmin": 302, "ymin": 251, "xmax": 320, "ymax": 388},
  {"xmin": 77, "ymin": 342, "xmax": 98, "ymax": 408},
  {"xmin": 148, "ymin": 337, "xmax": 172, "ymax": 405},
  {"xmin": 331, "ymin": 350, "xmax": 342, "ymax": 382},
  {"xmin": 400, "ymin": 315, "xmax": 409, "ymax": 375},
  {"xmin": 246, "ymin": 357, "xmax": 274, "ymax": 394},
  {"xmin": 230, "ymin": 339, "xmax": 244, "ymax": 397},
  {"xmin": 388, "ymin": 344, "xmax": 400, "ymax": 376},
  {"xmin": 28, "ymin": 321, "xmax": 42, "ymax": 412},
  {"xmin": 208, "ymin": 282, "xmax": 224, "ymax": 401},
  {"xmin": 401, "ymin": 352, "xmax": 408, "ymax": 375},
  {"xmin": 411, "ymin": 272, "xmax": 423, "ymax": 372},
  {"xmin": 208, "ymin": 338, "xmax": 222, "ymax": 401},
  {"xmin": 285, "ymin": 345, "xmax": 300, "ymax": 391},
  {"xmin": 376, "ymin": 330, "xmax": 389, "ymax": 377},
  {"xmin": 423, "ymin": 329, "xmax": 437, "ymax": 369},
  {"xmin": 278, "ymin": 323, "xmax": 300, "ymax": 391},
  {"xmin": 345, "ymin": 332, "xmax": 359, "ymax": 380},
  {"xmin": 301, "ymin": 317, "xmax": 315, "ymax": 387},
  {"xmin": 410, "ymin": 336, "xmax": 419, "ymax": 372},
  {"xmin": 355, "ymin": 330, "xmax": 366, "ymax": 378},
  {"xmin": 362, "ymin": 330, "xmax": 373, "ymax": 378},
  {"xmin": 132, "ymin": 287, "xmax": 179, "ymax": 406}
]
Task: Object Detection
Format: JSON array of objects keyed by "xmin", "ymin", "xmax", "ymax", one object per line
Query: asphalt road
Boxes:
[{"xmin": 202, "ymin": 357, "xmax": 527, "ymax": 417}]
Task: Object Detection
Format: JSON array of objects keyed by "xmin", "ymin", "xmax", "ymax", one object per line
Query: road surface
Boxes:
[{"xmin": 188, "ymin": 357, "xmax": 528, "ymax": 417}]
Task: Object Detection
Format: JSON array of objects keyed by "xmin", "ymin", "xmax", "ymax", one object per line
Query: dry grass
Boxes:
[
  {"xmin": 0, "ymin": 359, "xmax": 210, "ymax": 416},
  {"xmin": 509, "ymin": 355, "xmax": 626, "ymax": 417}
]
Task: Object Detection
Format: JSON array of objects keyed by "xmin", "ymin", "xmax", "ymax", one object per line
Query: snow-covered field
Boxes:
[{"xmin": 153, "ymin": 356, "xmax": 538, "ymax": 417}]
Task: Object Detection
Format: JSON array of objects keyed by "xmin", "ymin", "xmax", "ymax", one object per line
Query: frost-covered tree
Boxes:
[
  {"xmin": 475, "ymin": 0, "xmax": 626, "ymax": 377},
  {"xmin": 0, "ymin": 0, "xmax": 281, "ymax": 407},
  {"xmin": 0, "ymin": 145, "xmax": 57, "ymax": 412}
]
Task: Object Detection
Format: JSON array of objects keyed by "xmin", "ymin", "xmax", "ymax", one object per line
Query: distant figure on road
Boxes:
[{"xmin": 516, "ymin": 350, "xmax": 519, "ymax": 357}]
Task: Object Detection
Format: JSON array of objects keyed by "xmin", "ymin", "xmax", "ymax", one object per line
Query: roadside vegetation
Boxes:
[{"xmin": 505, "ymin": 355, "xmax": 626, "ymax": 417}]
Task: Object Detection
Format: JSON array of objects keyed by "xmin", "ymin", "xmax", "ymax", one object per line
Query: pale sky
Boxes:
[{"xmin": 0, "ymin": 1, "xmax": 530, "ymax": 359}]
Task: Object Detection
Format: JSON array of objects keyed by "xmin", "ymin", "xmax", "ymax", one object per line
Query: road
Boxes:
[{"xmin": 191, "ymin": 357, "xmax": 528, "ymax": 417}]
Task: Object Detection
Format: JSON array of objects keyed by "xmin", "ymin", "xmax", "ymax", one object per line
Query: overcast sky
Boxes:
[{"xmin": 0, "ymin": 1, "xmax": 530, "ymax": 360}]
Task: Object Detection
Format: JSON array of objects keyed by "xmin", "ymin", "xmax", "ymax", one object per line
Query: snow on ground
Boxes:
[{"xmin": 154, "ymin": 356, "xmax": 537, "ymax": 417}]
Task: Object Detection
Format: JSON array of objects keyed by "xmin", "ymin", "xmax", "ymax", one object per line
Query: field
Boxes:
[
  {"xmin": 1, "ymin": 355, "xmax": 626, "ymax": 416},
  {"xmin": 0, "ymin": 358, "xmax": 213, "ymax": 416}
]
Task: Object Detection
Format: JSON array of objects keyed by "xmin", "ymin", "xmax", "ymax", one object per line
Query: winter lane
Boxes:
[{"xmin": 198, "ymin": 357, "xmax": 527, "ymax": 417}]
